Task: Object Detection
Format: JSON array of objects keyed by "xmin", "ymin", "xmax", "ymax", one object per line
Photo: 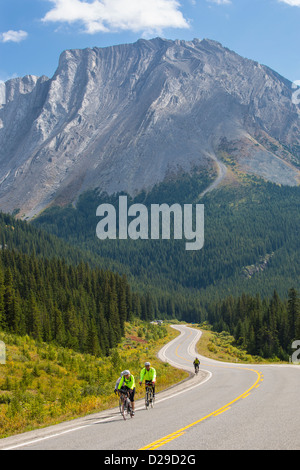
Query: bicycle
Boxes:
[
  {"xmin": 194, "ymin": 365, "xmax": 199, "ymax": 375},
  {"xmin": 119, "ymin": 389, "xmax": 133, "ymax": 420},
  {"xmin": 145, "ymin": 381, "xmax": 155, "ymax": 410}
]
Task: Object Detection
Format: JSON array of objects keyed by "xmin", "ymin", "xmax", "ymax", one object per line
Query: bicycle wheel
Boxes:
[
  {"xmin": 120, "ymin": 394, "xmax": 127, "ymax": 420},
  {"xmin": 150, "ymin": 388, "xmax": 155, "ymax": 408},
  {"xmin": 119, "ymin": 396, "xmax": 123, "ymax": 415},
  {"xmin": 122, "ymin": 401, "xmax": 127, "ymax": 420},
  {"xmin": 126, "ymin": 398, "xmax": 133, "ymax": 418},
  {"xmin": 145, "ymin": 388, "xmax": 150, "ymax": 409}
]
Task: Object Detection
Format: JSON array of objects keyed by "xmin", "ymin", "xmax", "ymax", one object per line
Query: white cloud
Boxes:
[
  {"xmin": 42, "ymin": 0, "xmax": 190, "ymax": 35},
  {"xmin": 0, "ymin": 30, "xmax": 28, "ymax": 43},
  {"xmin": 278, "ymin": 0, "xmax": 300, "ymax": 5}
]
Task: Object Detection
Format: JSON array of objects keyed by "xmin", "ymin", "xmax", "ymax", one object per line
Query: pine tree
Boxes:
[
  {"xmin": 4, "ymin": 268, "xmax": 14, "ymax": 331},
  {"xmin": 65, "ymin": 302, "xmax": 79, "ymax": 350},
  {"xmin": 0, "ymin": 266, "xmax": 5, "ymax": 329},
  {"xmin": 53, "ymin": 307, "xmax": 66, "ymax": 346},
  {"xmin": 12, "ymin": 292, "xmax": 25, "ymax": 335},
  {"xmin": 118, "ymin": 276, "xmax": 128, "ymax": 335},
  {"xmin": 86, "ymin": 320, "xmax": 101, "ymax": 356},
  {"xmin": 27, "ymin": 293, "xmax": 42, "ymax": 342},
  {"xmin": 97, "ymin": 302, "xmax": 110, "ymax": 356},
  {"xmin": 296, "ymin": 310, "xmax": 300, "ymax": 341},
  {"xmin": 288, "ymin": 288, "xmax": 300, "ymax": 341}
]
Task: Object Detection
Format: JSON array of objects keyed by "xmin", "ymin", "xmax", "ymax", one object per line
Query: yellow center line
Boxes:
[
  {"xmin": 175, "ymin": 331, "xmax": 193, "ymax": 364},
  {"xmin": 140, "ymin": 364, "xmax": 263, "ymax": 450},
  {"xmin": 213, "ymin": 406, "xmax": 231, "ymax": 417}
]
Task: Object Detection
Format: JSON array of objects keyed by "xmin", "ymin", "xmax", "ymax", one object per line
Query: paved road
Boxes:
[{"xmin": 1, "ymin": 325, "xmax": 299, "ymax": 450}]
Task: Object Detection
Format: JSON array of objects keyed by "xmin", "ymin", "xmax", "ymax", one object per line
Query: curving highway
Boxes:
[{"xmin": 1, "ymin": 325, "xmax": 299, "ymax": 450}]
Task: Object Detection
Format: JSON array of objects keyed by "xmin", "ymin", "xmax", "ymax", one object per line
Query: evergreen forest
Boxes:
[{"xmin": 0, "ymin": 171, "xmax": 300, "ymax": 360}]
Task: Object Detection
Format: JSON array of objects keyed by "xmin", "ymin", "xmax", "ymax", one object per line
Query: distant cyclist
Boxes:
[
  {"xmin": 117, "ymin": 370, "xmax": 136, "ymax": 415},
  {"xmin": 139, "ymin": 362, "xmax": 156, "ymax": 400},
  {"xmin": 193, "ymin": 357, "xmax": 200, "ymax": 374}
]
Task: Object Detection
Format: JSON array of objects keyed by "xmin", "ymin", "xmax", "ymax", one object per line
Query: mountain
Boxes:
[{"xmin": 0, "ymin": 37, "xmax": 299, "ymax": 219}]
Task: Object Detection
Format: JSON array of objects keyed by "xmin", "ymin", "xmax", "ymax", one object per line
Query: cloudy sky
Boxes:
[{"xmin": 1, "ymin": 0, "xmax": 300, "ymax": 82}]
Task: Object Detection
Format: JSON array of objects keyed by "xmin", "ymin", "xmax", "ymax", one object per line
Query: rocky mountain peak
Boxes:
[{"xmin": 0, "ymin": 38, "xmax": 299, "ymax": 219}]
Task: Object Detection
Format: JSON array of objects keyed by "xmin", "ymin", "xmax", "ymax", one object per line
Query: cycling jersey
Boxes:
[
  {"xmin": 140, "ymin": 367, "xmax": 156, "ymax": 383},
  {"xmin": 118, "ymin": 374, "xmax": 135, "ymax": 390}
]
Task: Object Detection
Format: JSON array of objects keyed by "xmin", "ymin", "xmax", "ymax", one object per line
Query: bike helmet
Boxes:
[
  {"xmin": 145, "ymin": 362, "xmax": 150, "ymax": 367},
  {"xmin": 123, "ymin": 370, "xmax": 130, "ymax": 376}
]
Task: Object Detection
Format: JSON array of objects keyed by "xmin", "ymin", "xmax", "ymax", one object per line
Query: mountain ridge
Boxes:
[{"xmin": 0, "ymin": 37, "xmax": 299, "ymax": 219}]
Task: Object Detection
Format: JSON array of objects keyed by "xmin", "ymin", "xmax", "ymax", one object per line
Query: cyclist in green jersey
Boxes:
[
  {"xmin": 139, "ymin": 362, "xmax": 156, "ymax": 399},
  {"xmin": 118, "ymin": 370, "xmax": 136, "ymax": 415},
  {"xmin": 193, "ymin": 357, "xmax": 200, "ymax": 373}
]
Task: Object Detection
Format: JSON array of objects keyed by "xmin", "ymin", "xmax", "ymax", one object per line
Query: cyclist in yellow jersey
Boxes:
[
  {"xmin": 139, "ymin": 362, "xmax": 156, "ymax": 400},
  {"xmin": 118, "ymin": 370, "xmax": 136, "ymax": 415},
  {"xmin": 193, "ymin": 357, "xmax": 200, "ymax": 373}
]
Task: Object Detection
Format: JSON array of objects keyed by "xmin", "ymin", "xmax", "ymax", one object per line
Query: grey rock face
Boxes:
[{"xmin": 0, "ymin": 38, "xmax": 299, "ymax": 218}]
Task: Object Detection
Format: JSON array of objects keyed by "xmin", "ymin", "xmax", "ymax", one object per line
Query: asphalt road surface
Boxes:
[{"xmin": 1, "ymin": 325, "xmax": 299, "ymax": 450}]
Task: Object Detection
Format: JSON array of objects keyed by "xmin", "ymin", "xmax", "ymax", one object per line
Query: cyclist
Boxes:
[
  {"xmin": 193, "ymin": 357, "xmax": 200, "ymax": 373},
  {"xmin": 139, "ymin": 362, "xmax": 156, "ymax": 402},
  {"xmin": 117, "ymin": 370, "xmax": 136, "ymax": 415},
  {"xmin": 114, "ymin": 370, "xmax": 126, "ymax": 394}
]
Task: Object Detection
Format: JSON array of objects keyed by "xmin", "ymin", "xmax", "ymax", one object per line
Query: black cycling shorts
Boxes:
[
  {"xmin": 120, "ymin": 386, "xmax": 135, "ymax": 402},
  {"xmin": 128, "ymin": 387, "xmax": 135, "ymax": 402}
]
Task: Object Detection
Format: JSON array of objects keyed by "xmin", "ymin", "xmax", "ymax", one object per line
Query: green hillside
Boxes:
[
  {"xmin": 0, "ymin": 322, "xmax": 187, "ymax": 438},
  {"xmin": 33, "ymin": 173, "xmax": 300, "ymax": 306},
  {"xmin": 1, "ymin": 169, "xmax": 300, "ymax": 361},
  {"xmin": 0, "ymin": 213, "xmax": 160, "ymax": 356}
]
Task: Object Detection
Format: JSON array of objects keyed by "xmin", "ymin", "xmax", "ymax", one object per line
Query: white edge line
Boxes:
[
  {"xmin": 3, "ymin": 425, "xmax": 92, "ymax": 450},
  {"xmin": 3, "ymin": 325, "xmax": 212, "ymax": 450},
  {"xmin": 3, "ymin": 372, "xmax": 212, "ymax": 451}
]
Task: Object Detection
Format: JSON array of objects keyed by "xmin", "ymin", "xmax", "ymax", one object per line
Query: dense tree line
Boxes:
[
  {"xmin": 2, "ymin": 172, "xmax": 300, "ymax": 360},
  {"xmin": 0, "ymin": 248, "xmax": 156, "ymax": 356},
  {"xmin": 33, "ymin": 176, "xmax": 300, "ymax": 305},
  {"xmin": 0, "ymin": 211, "xmax": 207, "ymax": 326},
  {"xmin": 207, "ymin": 288, "xmax": 300, "ymax": 360}
]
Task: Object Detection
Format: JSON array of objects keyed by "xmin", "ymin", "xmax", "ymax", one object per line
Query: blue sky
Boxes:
[{"xmin": 1, "ymin": 0, "xmax": 300, "ymax": 83}]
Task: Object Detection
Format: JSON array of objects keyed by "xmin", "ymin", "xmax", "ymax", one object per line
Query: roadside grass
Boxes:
[
  {"xmin": 0, "ymin": 322, "xmax": 188, "ymax": 438},
  {"xmin": 194, "ymin": 324, "xmax": 287, "ymax": 364},
  {"xmin": 1, "ymin": 320, "xmax": 288, "ymax": 439}
]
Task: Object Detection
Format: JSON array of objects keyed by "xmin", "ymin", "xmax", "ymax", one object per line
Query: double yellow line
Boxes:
[
  {"xmin": 141, "ymin": 368, "xmax": 262, "ymax": 450},
  {"xmin": 140, "ymin": 331, "xmax": 263, "ymax": 450}
]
